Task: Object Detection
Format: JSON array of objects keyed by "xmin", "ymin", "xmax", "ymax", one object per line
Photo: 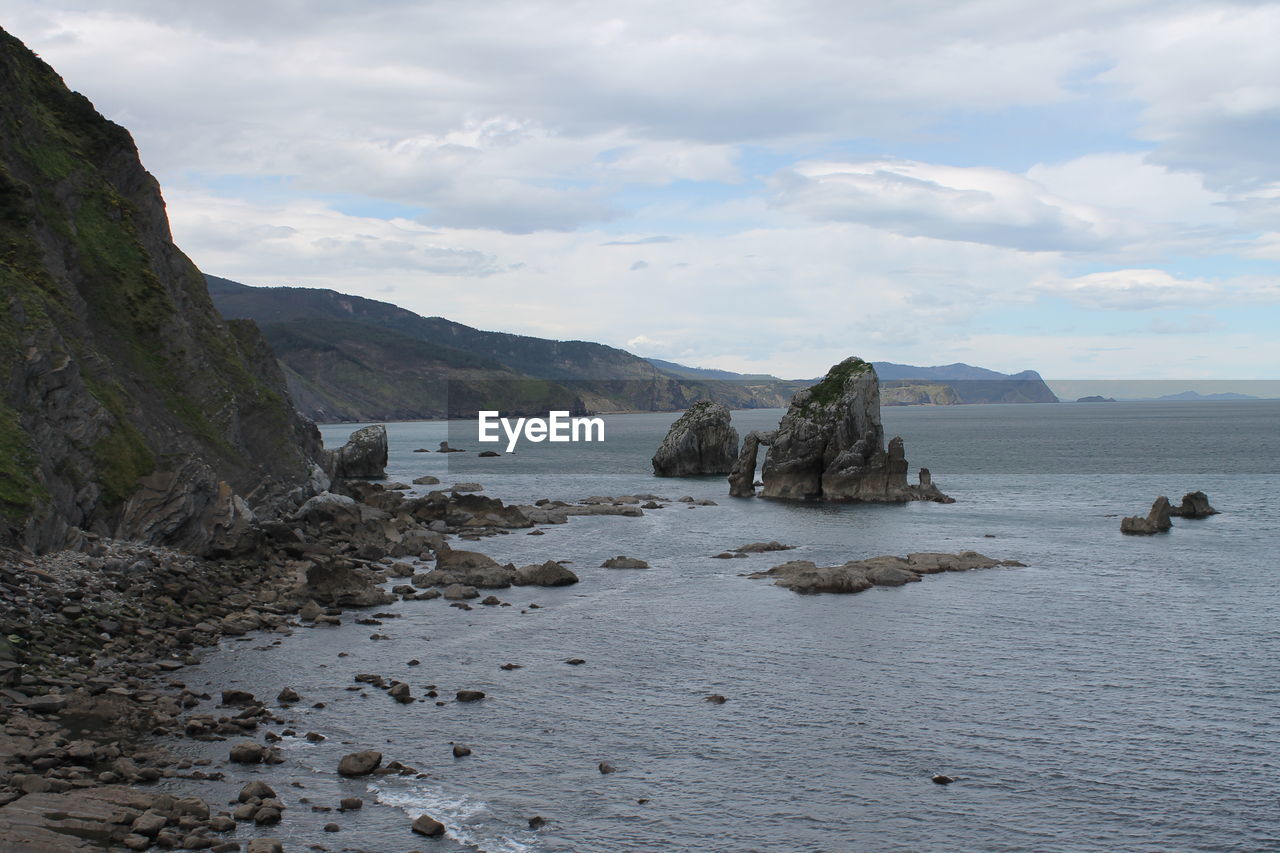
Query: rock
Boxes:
[
  {"xmin": 239, "ymin": 781, "xmax": 277, "ymax": 802},
  {"xmin": 276, "ymin": 687, "xmax": 300, "ymax": 704},
  {"xmin": 456, "ymin": 690, "xmax": 486, "ymax": 702},
  {"xmin": 750, "ymin": 551, "xmax": 1022, "ymax": 595},
  {"xmin": 254, "ymin": 806, "xmax": 282, "ymax": 825},
  {"xmin": 1121, "ymin": 496, "xmax": 1173, "ymax": 534},
  {"xmin": 293, "ymin": 491, "xmax": 361, "ymax": 526},
  {"xmin": 442, "ymin": 583, "xmax": 479, "ymax": 600},
  {"xmin": 132, "ymin": 809, "xmax": 168, "ymax": 837},
  {"xmin": 452, "ymin": 745, "xmax": 471, "ymax": 757},
  {"xmin": 337, "ymin": 750, "xmax": 383, "ymax": 776},
  {"xmin": 1169, "ymin": 490, "xmax": 1219, "ymax": 518},
  {"xmin": 331, "ymin": 424, "xmax": 389, "ymax": 479},
  {"xmin": 601, "ymin": 556, "xmax": 648, "ymax": 568},
  {"xmin": 481, "ymin": 595, "xmax": 501, "ymax": 605},
  {"xmin": 412, "ymin": 814, "xmax": 446, "ymax": 836},
  {"xmin": 478, "ymin": 450, "xmax": 501, "ymax": 457},
  {"xmin": 598, "ymin": 761, "xmax": 616, "ymax": 774},
  {"xmin": 246, "ymin": 840, "xmax": 284, "ymax": 853},
  {"xmin": 732, "ymin": 541, "xmax": 794, "ymax": 553},
  {"xmin": 304, "ymin": 560, "xmax": 395, "ymax": 608},
  {"xmin": 565, "ymin": 658, "xmax": 586, "ymax": 665},
  {"xmin": 514, "ymin": 561, "xmax": 579, "ymax": 586},
  {"xmin": 652, "ymin": 401, "xmax": 740, "ymax": 476},
  {"xmin": 931, "ymin": 774, "xmax": 955, "ymax": 784},
  {"xmin": 299, "ymin": 599, "xmax": 324, "ymax": 621},
  {"xmin": 529, "ymin": 815, "xmax": 547, "ymax": 829},
  {"xmin": 705, "ymin": 694, "xmax": 728, "ymax": 704},
  {"xmin": 413, "ymin": 475, "xmax": 441, "ymax": 485},
  {"xmin": 730, "ymin": 358, "xmax": 952, "ymax": 503},
  {"xmin": 389, "ymin": 682, "xmax": 413, "ymax": 703},
  {"xmin": 339, "ymin": 797, "xmax": 363, "ymax": 811},
  {"xmin": 728, "ymin": 430, "xmax": 771, "ymax": 497},
  {"xmin": 229, "ymin": 741, "xmax": 266, "ymax": 764},
  {"xmin": 16, "ymin": 693, "xmax": 68, "ymax": 713},
  {"xmin": 324, "ymin": 822, "xmax": 341, "ymax": 832},
  {"xmin": 221, "ymin": 689, "xmax": 256, "ymax": 706},
  {"xmin": 451, "ymin": 482, "xmax": 484, "ymax": 492}
]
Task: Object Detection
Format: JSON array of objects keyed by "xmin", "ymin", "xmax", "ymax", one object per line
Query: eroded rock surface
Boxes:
[
  {"xmin": 750, "ymin": 551, "xmax": 1024, "ymax": 594},
  {"xmin": 652, "ymin": 401, "xmax": 740, "ymax": 476}
]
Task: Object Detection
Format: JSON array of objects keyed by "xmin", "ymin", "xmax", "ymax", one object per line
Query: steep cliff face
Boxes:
[
  {"xmin": 0, "ymin": 28, "xmax": 323, "ymax": 553},
  {"xmin": 733, "ymin": 358, "xmax": 950, "ymax": 503}
]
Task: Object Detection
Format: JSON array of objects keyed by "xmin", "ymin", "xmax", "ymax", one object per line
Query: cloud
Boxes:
[{"xmin": 1035, "ymin": 269, "xmax": 1280, "ymax": 310}]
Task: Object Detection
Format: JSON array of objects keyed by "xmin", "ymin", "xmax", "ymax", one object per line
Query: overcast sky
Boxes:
[{"xmin": 5, "ymin": 1, "xmax": 1280, "ymax": 380}]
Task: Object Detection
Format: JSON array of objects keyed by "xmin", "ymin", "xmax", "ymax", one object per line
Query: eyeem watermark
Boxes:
[{"xmin": 477, "ymin": 410, "xmax": 605, "ymax": 452}]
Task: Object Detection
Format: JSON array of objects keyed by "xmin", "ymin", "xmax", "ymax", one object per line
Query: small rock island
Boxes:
[
  {"xmin": 728, "ymin": 357, "xmax": 952, "ymax": 503},
  {"xmin": 652, "ymin": 400, "xmax": 740, "ymax": 476}
]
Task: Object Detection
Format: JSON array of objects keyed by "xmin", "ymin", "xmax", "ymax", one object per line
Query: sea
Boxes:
[{"xmin": 156, "ymin": 401, "xmax": 1280, "ymax": 852}]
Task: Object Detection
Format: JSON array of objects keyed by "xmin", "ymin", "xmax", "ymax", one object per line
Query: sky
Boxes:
[{"xmin": 4, "ymin": 1, "xmax": 1280, "ymax": 381}]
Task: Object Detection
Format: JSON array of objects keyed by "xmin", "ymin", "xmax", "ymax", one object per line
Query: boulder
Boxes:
[
  {"xmin": 412, "ymin": 814, "xmax": 446, "ymax": 836},
  {"xmin": 1169, "ymin": 490, "xmax": 1219, "ymax": 518},
  {"xmin": 293, "ymin": 492, "xmax": 360, "ymax": 526},
  {"xmin": 229, "ymin": 741, "xmax": 266, "ymax": 764},
  {"xmin": 331, "ymin": 425, "xmax": 389, "ymax": 480},
  {"xmin": 514, "ymin": 561, "xmax": 579, "ymax": 586},
  {"xmin": 602, "ymin": 556, "xmax": 648, "ymax": 569},
  {"xmin": 731, "ymin": 358, "xmax": 952, "ymax": 503},
  {"xmin": 652, "ymin": 401, "xmax": 740, "ymax": 476},
  {"xmin": 337, "ymin": 750, "xmax": 382, "ymax": 777},
  {"xmin": 1121, "ymin": 497, "xmax": 1173, "ymax": 534},
  {"xmin": 413, "ymin": 475, "xmax": 441, "ymax": 485}
]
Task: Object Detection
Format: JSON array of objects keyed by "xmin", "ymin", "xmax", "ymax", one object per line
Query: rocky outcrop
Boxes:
[
  {"xmin": 652, "ymin": 401, "xmax": 739, "ymax": 476},
  {"xmin": 749, "ymin": 551, "xmax": 1024, "ymax": 594},
  {"xmin": 1120, "ymin": 497, "xmax": 1173, "ymax": 535},
  {"xmin": 330, "ymin": 425, "xmax": 388, "ymax": 480},
  {"xmin": 729, "ymin": 358, "xmax": 951, "ymax": 503},
  {"xmin": 0, "ymin": 29, "xmax": 325, "ymax": 553},
  {"xmin": 1169, "ymin": 490, "xmax": 1218, "ymax": 518}
]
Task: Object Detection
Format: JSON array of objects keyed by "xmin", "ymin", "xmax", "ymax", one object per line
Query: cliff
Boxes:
[
  {"xmin": 0, "ymin": 28, "xmax": 324, "ymax": 553},
  {"xmin": 208, "ymin": 276, "xmax": 801, "ymax": 418}
]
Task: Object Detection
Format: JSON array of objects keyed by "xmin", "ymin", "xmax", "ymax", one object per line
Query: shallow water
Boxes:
[{"xmin": 160, "ymin": 402, "xmax": 1280, "ymax": 852}]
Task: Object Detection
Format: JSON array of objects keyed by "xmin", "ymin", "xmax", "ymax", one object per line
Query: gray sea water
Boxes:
[{"xmin": 161, "ymin": 402, "xmax": 1280, "ymax": 852}]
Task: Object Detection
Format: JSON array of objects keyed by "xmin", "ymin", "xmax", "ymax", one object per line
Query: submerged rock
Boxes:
[
  {"xmin": 736, "ymin": 358, "xmax": 952, "ymax": 503},
  {"xmin": 652, "ymin": 401, "xmax": 740, "ymax": 476},
  {"xmin": 1121, "ymin": 497, "xmax": 1173, "ymax": 534}
]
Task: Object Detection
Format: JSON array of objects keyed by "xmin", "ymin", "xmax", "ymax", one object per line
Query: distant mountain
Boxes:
[
  {"xmin": 207, "ymin": 277, "xmax": 800, "ymax": 421},
  {"xmin": 644, "ymin": 357, "xmax": 781, "ymax": 382},
  {"xmin": 870, "ymin": 362, "xmax": 1058, "ymax": 405},
  {"xmin": 1153, "ymin": 390, "xmax": 1259, "ymax": 402}
]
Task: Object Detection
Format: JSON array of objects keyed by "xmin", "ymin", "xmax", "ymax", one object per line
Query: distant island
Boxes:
[
  {"xmin": 1077, "ymin": 395, "xmax": 1116, "ymax": 403},
  {"xmin": 1152, "ymin": 390, "xmax": 1260, "ymax": 402}
]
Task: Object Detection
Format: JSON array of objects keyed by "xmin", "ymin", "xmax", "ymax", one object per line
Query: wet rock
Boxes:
[
  {"xmin": 337, "ymin": 750, "xmax": 383, "ymax": 776},
  {"xmin": 442, "ymin": 583, "xmax": 480, "ymax": 600},
  {"xmin": 221, "ymin": 689, "xmax": 257, "ymax": 706},
  {"xmin": 229, "ymin": 741, "xmax": 267, "ymax": 764},
  {"xmin": 750, "ymin": 551, "xmax": 1023, "ymax": 595},
  {"xmin": 276, "ymin": 687, "xmax": 300, "ymax": 704},
  {"xmin": 652, "ymin": 401, "xmax": 740, "ymax": 476},
  {"xmin": 339, "ymin": 797, "xmax": 363, "ymax": 811},
  {"xmin": 253, "ymin": 806, "xmax": 282, "ymax": 825},
  {"xmin": 456, "ymin": 690, "xmax": 486, "ymax": 703},
  {"xmin": 389, "ymin": 682, "xmax": 413, "ymax": 703},
  {"xmin": 412, "ymin": 814, "xmax": 446, "ymax": 836},
  {"xmin": 452, "ymin": 745, "xmax": 471, "ymax": 757},
  {"xmin": 246, "ymin": 840, "xmax": 284, "ymax": 853},
  {"xmin": 565, "ymin": 658, "xmax": 586, "ymax": 665},
  {"xmin": 324, "ymin": 822, "xmax": 340, "ymax": 832},
  {"xmin": 732, "ymin": 541, "xmax": 794, "ymax": 553},
  {"xmin": 299, "ymin": 599, "xmax": 324, "ymax": 621},
  {"xmin": 529, "ymin": 815, "xmax": 547, "ymax": 829},
  {"xmin": 931, "ymin": 774, "xmax": 955, "ymax": 785},
  {"xmin": 413, "ymin": 475, "xmax": 441, "ymax": 485},
  {"xmin": 451, "ymin": 482, "xmax": 484, "ymax": 492},
  {"xmin": 598, "ymin": 761, "xmax": 616, "ymax": 774},
  {"xmin": 1121, "ymin": 496, "xmax": 1173, "ymax": 534},
  {"xmin": 1169, "ymin": 490, "xmax": 1219, "ymax": 518},
  {"xmin": 601, "ymin": 556, "xmax": 648, "ymax": 569},
  {"xmin": 240, "ymin": 781, "xmax": 277, "ymax": 802},
  {"xmin": 478, "ymin": 450, "xmax": 501, "ymax": 457},
  {"xmin": 705, "ymin": 694, "xmax": 728, "ymax": 704},
  {"xmin": 514, "ymin": 561, "xmax": 578, "ymax": 587}
]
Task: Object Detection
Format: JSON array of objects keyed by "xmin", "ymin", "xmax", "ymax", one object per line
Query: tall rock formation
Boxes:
[
  {"xmin": 0, "ymin": 28, "xmax": 325, "ymax": 553},
  {"xmin": 729, "ymin": 357, "xmax": 951, "ymax": 503},
  {"xmin": 652, "ymin": 401, "xmax": 739, "ymax": 476}
]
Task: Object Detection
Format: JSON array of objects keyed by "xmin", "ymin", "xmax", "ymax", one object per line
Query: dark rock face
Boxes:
[
  {"xmin": 337, "ymin": 750, "xmax": 382, "ymax": 777},
  {"xmin": 652, "ymin": 401, "xmax": 739, "ymax": 476},
  {"xmin": 729, "ymin": 358, "xmax": 951, "ymax": 503},
  {"xmin": 330, "ymin": 425, "xmax": 388, "ymax": 480},
  {"xmin": 1121, "ymin": 497, "xmax": 1173, "ymax": 534},
  {"xmin": 1169, "ymin": 491, "xmax": 1218, "ymax": 518},
  {"xmin": 0, "ymin": 29, "xmax": 325, "ymax": 553}
]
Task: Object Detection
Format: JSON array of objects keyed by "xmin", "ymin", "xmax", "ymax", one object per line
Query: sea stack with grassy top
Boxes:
[{"xmin": 729, "ymin": 357, "xmax": 952, "ymax": 503}]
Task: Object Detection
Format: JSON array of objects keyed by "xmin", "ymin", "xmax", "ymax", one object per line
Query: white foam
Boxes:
[{"xmin": 371, "ymin": 782, "xmax": 536, "ymax": 852}]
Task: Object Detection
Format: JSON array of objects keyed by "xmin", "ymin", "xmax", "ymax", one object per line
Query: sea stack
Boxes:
[
  {"xmin": 729, "ymin": 357, "xmax": 951, "ymax": 503},
  {"xmin": 652, "ymin": 401, "xmax": 740, "ymax": 476}
]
